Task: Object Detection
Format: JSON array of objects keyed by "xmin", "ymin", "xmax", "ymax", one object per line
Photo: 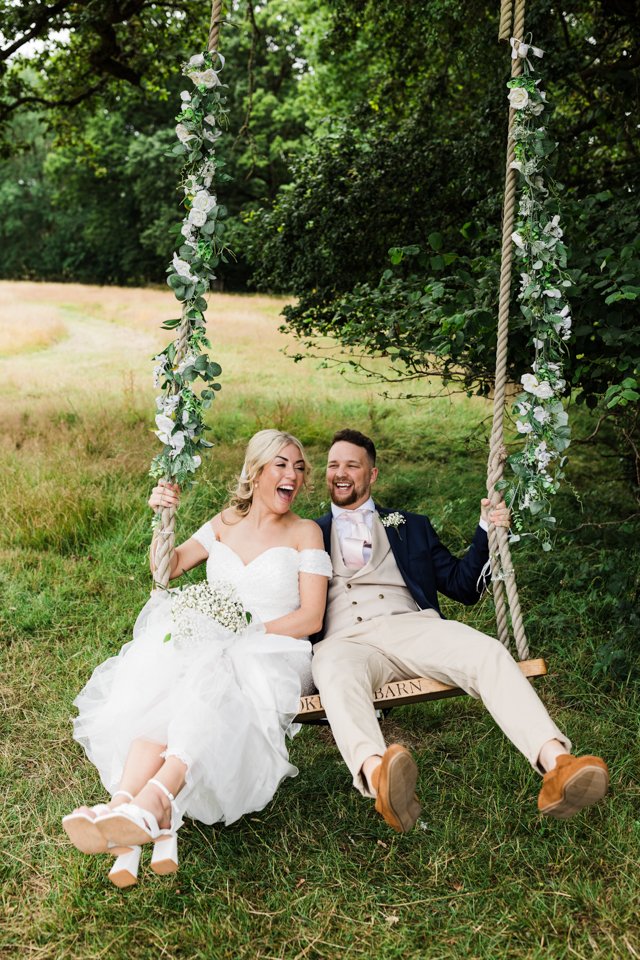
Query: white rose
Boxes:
[
  {"xmin": 188, "ymin": 208, "xmax": 207, "ymax": 227},
  {"xmin": 192, "ymin": 455, "xmax": 202, "ymax": 469},
  {"xmin": 192, "ymin": 190, "xmax": 216, "ymax": 213},
  {"xmin": 180, "ymin": 90, "xmax": 192, "ymax": 102},
  {"xmin": 533, "ymin": 406, "xmax": 549, "ymax": 423},
  {"xmin": 508, "ymin": 87, "xmax": 529, "ymax": 110},
  {"xmin": 188, "ymin": 54, "xmax": 205, "ymax": 68},
  {"xmin": 534, "ymin": 381, "xmax": 554, "ymax": 400},
  {"xmin": 510, "ymin": 160, "xmax": 522, "ymax": 172},
  {"xmin": 204, "ymin": 114, "xmax": 217, "ymax": 126},
  {"xmin": 511, "ymin": 231, "xmax": 526, "ymax": 250},
  {"xmin": 190, "ymin": 69, "xmax": 220, "ymax": 88},
  {"xmin": 530, "ymin": 101, "xmax": 545, "ymax": 116}
]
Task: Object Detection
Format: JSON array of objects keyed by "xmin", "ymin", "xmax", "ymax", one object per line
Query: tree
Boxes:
[{"xmin": 246, "ymin": 0, "xmax": 639, "ymax": 462}]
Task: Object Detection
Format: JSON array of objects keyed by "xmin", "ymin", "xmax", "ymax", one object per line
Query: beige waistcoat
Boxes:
[{"xmin": 324, "ymin": 514, "xmax": 420, "ymax": 637}]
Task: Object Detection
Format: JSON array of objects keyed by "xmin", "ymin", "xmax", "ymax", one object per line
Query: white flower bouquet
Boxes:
[{"xmin": 166, "ymin": 581, "xmax": 252, "ymax": 648}]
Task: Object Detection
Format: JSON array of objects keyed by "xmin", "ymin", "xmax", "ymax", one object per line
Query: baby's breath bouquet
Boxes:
[{"xmin": 165, "ymin": 581, "xmax": 252, "ymax": 648}]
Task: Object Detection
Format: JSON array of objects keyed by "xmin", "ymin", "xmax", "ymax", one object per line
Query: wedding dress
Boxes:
[{"xmin": 72, "ymin": 521, "xmax": 332, "ymax": 826}]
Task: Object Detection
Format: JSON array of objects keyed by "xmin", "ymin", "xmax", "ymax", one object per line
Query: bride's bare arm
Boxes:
[
  {"xmin": 263, "ymin": 521, "xmax": 328, "ymax": 638},
  {"xmin": 148, "ymin": 482, "xmax": 209, "ymax": 580}
]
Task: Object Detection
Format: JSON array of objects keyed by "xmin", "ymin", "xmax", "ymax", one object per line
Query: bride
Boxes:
[{"xmin": 62, "ymin": 429, "xmax": 332, "ymax": 887}]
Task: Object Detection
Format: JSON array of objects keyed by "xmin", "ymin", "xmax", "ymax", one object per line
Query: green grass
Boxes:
[{"xmin": 1, "ymin": 283, "xmax": 639, "ymax": 959}]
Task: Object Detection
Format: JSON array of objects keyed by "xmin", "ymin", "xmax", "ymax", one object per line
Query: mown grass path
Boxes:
[{"xmin": 1, "ymin": 282, "xmax": 638, "ymax": 959}]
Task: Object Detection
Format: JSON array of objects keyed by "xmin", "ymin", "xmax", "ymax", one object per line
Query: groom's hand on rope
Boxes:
[
  {"xmin": 149, "ymin": 481, "xmax": 181, "ymax": 513},
  {"xmin": 480, "ymin": 498, "xmax": 511, "ymax": 529}
]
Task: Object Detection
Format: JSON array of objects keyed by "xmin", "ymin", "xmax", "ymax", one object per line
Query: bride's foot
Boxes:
[
  {"xmin": 96, "ymin": 779, "xmax": 177, "ymax": 848},
  {"xmin": 62, "ymin": 790, "xmax": 133, "ymax": 854}
]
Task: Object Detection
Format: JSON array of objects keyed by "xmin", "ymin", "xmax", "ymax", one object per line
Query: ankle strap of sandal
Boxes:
[
  {"xmin": 112, "ymin": 789, "xmax": 134, "ymax": 802},
  {"xmin": 148, "ymin": 778, "xmax": 176, "ymax": 804}
]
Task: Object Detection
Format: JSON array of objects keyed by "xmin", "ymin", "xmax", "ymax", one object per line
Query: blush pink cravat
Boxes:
[{"xmin": 339, "ymin": 509, "xmax": 372, "ymax": 569}]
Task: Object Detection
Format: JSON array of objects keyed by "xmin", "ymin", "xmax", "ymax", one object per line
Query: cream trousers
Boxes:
[{"xmin": 311, "ymin": 610, "xmax": 570, "ymax": 796}]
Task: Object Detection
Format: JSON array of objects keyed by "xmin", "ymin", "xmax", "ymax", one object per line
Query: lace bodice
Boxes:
[{"xmin": 191, "ymin": 522, "xmax": 332, "ymax": 624}]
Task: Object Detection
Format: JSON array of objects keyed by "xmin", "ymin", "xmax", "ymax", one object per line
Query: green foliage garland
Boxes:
[
  {"xmin": 501, "ymin": 45, "xmax": 572, "ymax": 548},
  {"xmin": 149, "ymin": 51, "xmax": 232, "ymax": 491}
]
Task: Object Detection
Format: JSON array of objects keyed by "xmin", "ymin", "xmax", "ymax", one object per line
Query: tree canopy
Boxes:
[{"xmin": 1, "ymin": 0, "xmax": 638, "ymax": 454}]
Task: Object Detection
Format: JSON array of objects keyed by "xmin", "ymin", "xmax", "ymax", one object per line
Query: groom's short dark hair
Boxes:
[{"xmin": 330, "ymin": 429, "xmax": 376, "ymax": 465}]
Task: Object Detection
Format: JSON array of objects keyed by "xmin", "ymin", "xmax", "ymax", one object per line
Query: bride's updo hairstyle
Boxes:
[{"xmin": 226, "ymin": 429, "xmax": 311, "ymax": 519}]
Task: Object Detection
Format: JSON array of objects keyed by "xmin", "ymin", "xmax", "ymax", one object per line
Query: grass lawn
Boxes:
[{"xmin": 1, "ymin": 281, "xmax": 639, "ymax": 959}]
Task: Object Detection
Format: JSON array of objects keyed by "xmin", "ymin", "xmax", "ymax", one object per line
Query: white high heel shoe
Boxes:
[
  {"xmin": 108, "ymin": 845, "xmax": 142, "ymax": 889},
  {"xmin": 96, "ymin": 778, "xmax": 181, "ymax": 867},
  {"xmin": 62, "ymin": 790, "xmax": 134, "ymax": 854}
]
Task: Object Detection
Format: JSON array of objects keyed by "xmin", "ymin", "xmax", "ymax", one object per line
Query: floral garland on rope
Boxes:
[
  {"xmin": 149, "ymin": 51, "xmax": 232, "ymax": 510},
  {"xmin": 501, "ymin": 39, "xmax": 573, "ymax": 550}
]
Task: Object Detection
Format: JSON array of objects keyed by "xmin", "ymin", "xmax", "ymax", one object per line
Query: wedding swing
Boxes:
[{"xmin": 153, "ymin": 0, "xmax": 550, "ymax": 725}]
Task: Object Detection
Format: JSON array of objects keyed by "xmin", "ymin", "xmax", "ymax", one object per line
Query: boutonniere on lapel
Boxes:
[{"xmin": 380, "ymin": 512, "xmax": 406, "ymax": 536}]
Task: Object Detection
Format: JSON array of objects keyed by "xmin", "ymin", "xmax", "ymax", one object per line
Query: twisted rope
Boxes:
[
  {"xmin": 487, "ymin": 0, "xmax": 530, "ymax": 660},
  {"xmin": 209, "ymin": 0, "xmax": 224, "ymax": 54},
  {"xmin": 154, "ymin": 0, "xmax": 224, "ymax": 590}
]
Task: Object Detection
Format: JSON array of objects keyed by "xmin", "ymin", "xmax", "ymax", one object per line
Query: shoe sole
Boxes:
[
  {"xmin": 62, "ymin": 815, "xmax": 108, "ymax": 855},
  {"xmin": 540, "ymin": 764, "xmax": 609, "ymax": 819},
  {"xmin": 96, "ymin": 814, "xmax": 154, "ymax": 847},
  {"xmin": 376, "ymin": 750, "xmax": 422, "ymax": 832}
]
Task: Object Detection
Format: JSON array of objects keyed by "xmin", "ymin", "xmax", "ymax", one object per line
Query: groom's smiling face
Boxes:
[{"xmin": 326, "ymin": 440, "xmax": 378, "ymax": 509}]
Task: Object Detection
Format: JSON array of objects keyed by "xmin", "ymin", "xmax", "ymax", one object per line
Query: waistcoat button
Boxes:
[
  {"xmin": 356, "ymin": 616, "xmax": 362, "ymax": 622},
  {"xmin": 378, "ymin": 593, "xmax": 384, "ymax": 599}
]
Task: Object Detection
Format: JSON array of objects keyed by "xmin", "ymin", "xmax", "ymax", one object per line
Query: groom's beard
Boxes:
[{"xmin": 329, "ymin": 478, "xmax": 369, "ymax": 507}]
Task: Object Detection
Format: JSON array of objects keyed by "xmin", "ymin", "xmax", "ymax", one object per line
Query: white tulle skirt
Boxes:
[{"xmin": 72, "ymin": 592, "xmax": 313, "ymax": 826}]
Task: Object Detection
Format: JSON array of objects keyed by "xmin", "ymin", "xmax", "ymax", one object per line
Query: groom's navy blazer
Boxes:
[{"xmin": 313, "ymin": 506, "xmax": 490, "ymax": 642}]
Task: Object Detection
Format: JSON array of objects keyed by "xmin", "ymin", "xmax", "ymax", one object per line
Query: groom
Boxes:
[{"xmin": 312, "ymin": 429, "xmax": 609, "ymax": 832}]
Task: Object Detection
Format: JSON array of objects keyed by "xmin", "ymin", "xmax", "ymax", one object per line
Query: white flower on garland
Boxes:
[
  {"xmin": 191, "ymin": 190, "xmax": 216, "ymax": 213},
  {"xmin": 176, "ymin": 353, "xmax": 197, "ymax": 375},
  {"xmin": 188, "ymin": 54, "xmax": 205, "ymax": 68},
  {"xmin": 516, "ymin": 420, "xmax": 533, "ymax": 434},
  {"xmin": 508, "ymin": 87, "xmax": 529, "ymax": 109},
  {"xmin": 189, "ymin": 68, "xmax": 220, "ymax": 88},
  {"xmin": 521, "ymin": 373, "xmax": 554, "ymax": 399},
  {"xmin": 172, "ymin": 254, "xmax": 196, "ymax": 281},
  {"xmin": 188, "ymin": 207, "xmax": 208, "ymax": 227},
  {"xmin": 533, "ymin": 405, "xmax": 550, "ymax": 424},
  {"xmin": 156, "ymin": 394, "xmax": 180, "ymax": 415},
  {"xmin": 511, "ymin": 231, "xmax": 526, "ymax": 250},
  {"xmin": 176, "ymin": 123, "xmax": 196, "ymax": 144}
]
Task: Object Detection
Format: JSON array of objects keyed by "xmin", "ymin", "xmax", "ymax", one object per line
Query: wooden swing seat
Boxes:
[{"xmin": 295, "ymin": 657, "xmax": 547, "ymax": 723}]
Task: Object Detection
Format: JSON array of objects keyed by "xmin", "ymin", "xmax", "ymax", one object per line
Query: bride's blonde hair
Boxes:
[{"xmin": 226, "ymin": 429, "xmax": 311, "ymax": 519}]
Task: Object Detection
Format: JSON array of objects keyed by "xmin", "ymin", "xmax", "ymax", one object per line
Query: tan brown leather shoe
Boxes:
[
  {"xmin": 538, "ymin": 754, "xmax": 609, "ymax": 819},
  {"xmin": 371, "ymin": 744, "xmax": 421, "ymax": 832}
]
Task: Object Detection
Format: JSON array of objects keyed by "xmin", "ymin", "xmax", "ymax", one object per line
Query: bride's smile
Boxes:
[{"xmin": 254, "ymin": 443, "xmax": 306, "ymax": 513}]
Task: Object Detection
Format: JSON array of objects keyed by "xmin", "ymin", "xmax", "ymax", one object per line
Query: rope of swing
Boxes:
[
  {"xmin": 152, "ymin": 0, "xmax": 224, "ymax": 592},
  {"xmin": 487, "ymin": 0, "xmax": 530, "ymax": 661}
]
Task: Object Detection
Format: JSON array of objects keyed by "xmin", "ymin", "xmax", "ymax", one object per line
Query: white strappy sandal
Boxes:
[
  {"xmin": 62, "ymin": 790, "xmax": 134, "ymax": 854},
  {"xmin": 96, "ymin": 778, "xmax": 180, "ymax": 874}
]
